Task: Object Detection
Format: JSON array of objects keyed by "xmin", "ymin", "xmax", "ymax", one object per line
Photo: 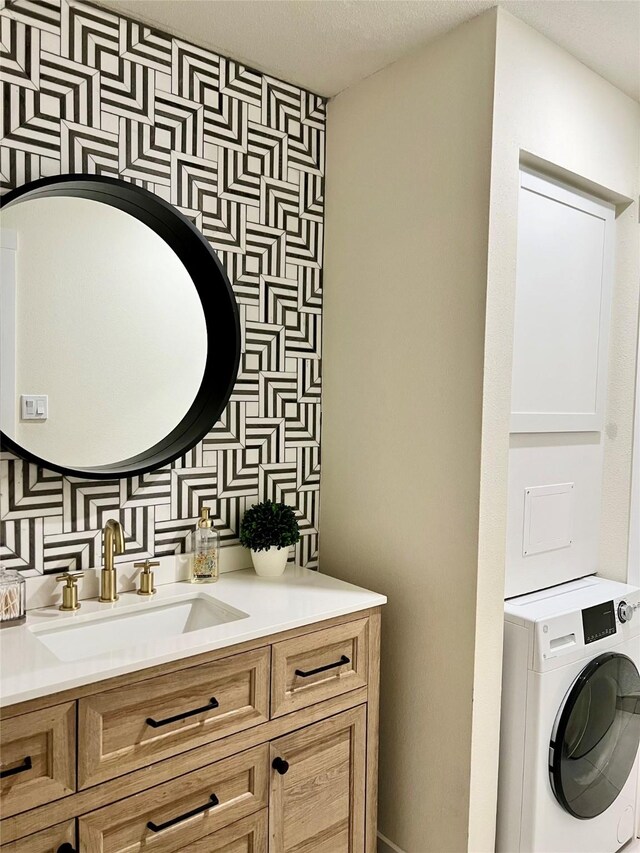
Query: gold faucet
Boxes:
[{"xmin": 99, "ymin": 518, "xmax": 125, "ymax": 602}]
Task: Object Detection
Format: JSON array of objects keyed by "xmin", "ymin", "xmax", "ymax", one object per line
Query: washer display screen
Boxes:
[{"xmin": 582, "ymin": 601, "xmax": 616, "ymax": 644}]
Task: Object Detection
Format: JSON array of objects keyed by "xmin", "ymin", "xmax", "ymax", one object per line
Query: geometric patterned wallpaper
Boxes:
[{"xmin": 0, "ymin": 0, "xmax": 324, "ymax": 574}]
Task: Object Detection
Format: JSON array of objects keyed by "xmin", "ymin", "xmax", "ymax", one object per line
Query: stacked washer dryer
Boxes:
[{"xmin": 497, "ymin": 576, "xmax": 640, "ymax": 853}]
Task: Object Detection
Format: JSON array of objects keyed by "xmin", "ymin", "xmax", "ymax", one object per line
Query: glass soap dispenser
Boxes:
[
  {"xmin": 192, "ymin": 507, "xmax": 219, "ymax": 584},
  {"xmin": 0, "ymin": 565, "xmax": 26, "ymax": 628}
]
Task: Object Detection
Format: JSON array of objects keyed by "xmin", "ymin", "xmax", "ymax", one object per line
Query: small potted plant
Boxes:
[{"xmin": 240, "ymin": 500, "xmax": 300, "ymax": 577}]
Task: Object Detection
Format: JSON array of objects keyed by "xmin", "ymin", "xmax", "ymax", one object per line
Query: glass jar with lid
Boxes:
[{"xmin": 0, "ymin": 565, "xmax": 26, "ymax": 628}]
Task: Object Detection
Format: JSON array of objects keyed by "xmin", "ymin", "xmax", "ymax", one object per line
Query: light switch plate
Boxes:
[
  {"xmin": 523, "ymin": 482, "xmax": 574, "ymax": 557},
  {"xmin": 21, "ymin": 394, "xmax": 48, "ymax": 420}
]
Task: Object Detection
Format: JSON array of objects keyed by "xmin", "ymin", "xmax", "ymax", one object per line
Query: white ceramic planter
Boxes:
[{"xmin": 250, "ymin": 546, "xmax": 289, "ymax": 577}]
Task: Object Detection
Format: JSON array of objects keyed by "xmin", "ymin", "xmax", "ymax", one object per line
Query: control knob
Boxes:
[{"xmin": 618, "ymin": 601, "xmax": 634, "ymax": 623}]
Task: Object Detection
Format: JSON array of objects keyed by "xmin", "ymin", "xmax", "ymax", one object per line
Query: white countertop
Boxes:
[{"xmin": 0, "ymin": 567, "xmax": 386, "ymax": 708}]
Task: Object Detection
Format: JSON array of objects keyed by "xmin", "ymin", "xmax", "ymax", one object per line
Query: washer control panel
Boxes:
[
  {"xmin": 582, "ymin": 600, "xmax": 616, "ymax": 644},
  {"xmin": 526, "ymin": 582, "xmax": 640, "ymax": 670}
]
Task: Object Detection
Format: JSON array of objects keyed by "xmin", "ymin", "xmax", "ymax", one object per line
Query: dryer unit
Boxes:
[{"xmin": 497, "ymin": 576, "xmax": 640, "ymax": 853}]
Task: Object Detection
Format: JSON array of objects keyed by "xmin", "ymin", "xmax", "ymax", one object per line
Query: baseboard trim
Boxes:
[{"xmin": 378, "ymin": 830, "xmax": 407, "ymax": 853}]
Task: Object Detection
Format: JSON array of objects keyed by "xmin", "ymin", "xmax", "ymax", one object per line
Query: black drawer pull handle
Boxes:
[
  {"xmin": 146, "ymin": 697, "xmax": 219, "ymax": 728},
  {"xmin": 147, "ymin": 793, "xmax": 219, "ymax": 832},
  {"xmin": 57, "ymin": 845, "xmax": 76, "ymax": 853},
  {"xmin": 295, "ymin": 655, "xmax": 350, "ymax": 678},
  {"xmin": 0, "ymin": 756, "xmax": 32, "ymax": 779}
]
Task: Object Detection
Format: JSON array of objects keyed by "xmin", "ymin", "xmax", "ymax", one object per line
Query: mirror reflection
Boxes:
[{"xmin": 0, "ymin": 195, "xmax": 208, "ymax": 469}]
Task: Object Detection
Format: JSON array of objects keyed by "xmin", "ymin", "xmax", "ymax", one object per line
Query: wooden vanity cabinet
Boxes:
[{"xmin": 0, "ymin": 607, "xmax": 381, "ymax": 853}]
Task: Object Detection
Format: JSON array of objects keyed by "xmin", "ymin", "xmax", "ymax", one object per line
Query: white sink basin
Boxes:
[{"xmin": 30, "ymin": 595, "xmax": 248, "ymax": 662}]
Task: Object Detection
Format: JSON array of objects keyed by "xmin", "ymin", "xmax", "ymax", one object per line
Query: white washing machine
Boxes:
[{"xmin": 497, "ymin": 576, "xmax": 640, "ymax": 853}]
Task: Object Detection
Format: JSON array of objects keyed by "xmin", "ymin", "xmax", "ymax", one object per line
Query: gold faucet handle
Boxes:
[
  {"xmin": 55, "ymin": 571, "xmax": 84, "ymax": 585},
  {"xmin": 56, "ymin": 572, "xmax": 83, "ymax": 611},
  {"xmin": 133, "ymin": 560, "xmax": 160, "ymax": 572},
  {"xmin": 134, "ymin": 560, "xmax": 159, "ymax": 596}
]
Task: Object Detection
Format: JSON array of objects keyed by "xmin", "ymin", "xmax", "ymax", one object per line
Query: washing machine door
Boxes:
[{"xmin": 549, "ymin": 652, "xmax": 640, "ymax": 819}]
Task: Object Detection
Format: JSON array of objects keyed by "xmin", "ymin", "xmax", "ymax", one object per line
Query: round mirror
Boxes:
[{"xmin": 0, "ymin": 176, "xmax": 240, "ymax": 479}]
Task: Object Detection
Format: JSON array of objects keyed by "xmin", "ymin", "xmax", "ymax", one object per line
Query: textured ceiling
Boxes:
[{"xmin": 97, "ymin": 0, "xmax": 640, "ymax": 101}]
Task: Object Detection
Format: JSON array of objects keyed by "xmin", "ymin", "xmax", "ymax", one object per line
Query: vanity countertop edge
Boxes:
[{"xmin": 0, "ymin": 566, "xmax": 386, "ymax": 709}]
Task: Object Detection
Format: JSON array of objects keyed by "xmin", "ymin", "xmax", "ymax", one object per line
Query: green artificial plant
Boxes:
[{"xmin": 239, "ymin": 500, "xmax": 300, "ymax": 552}]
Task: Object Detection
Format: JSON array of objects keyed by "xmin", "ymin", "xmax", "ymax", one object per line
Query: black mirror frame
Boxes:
[{"xmin": 0, "ymin": 174, "xmax": 241, "ymax": 480}]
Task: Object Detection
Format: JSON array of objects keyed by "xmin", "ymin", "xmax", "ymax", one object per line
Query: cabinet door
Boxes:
[
  {"xmin": 269, "ymin": 706, "xmax": 366, "ymax": 853},
  {"xmin": 511, "ymin": 169, "xmax": 615, "ymax": 433}
]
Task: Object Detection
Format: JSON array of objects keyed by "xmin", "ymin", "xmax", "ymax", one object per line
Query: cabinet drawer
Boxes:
[
  {"xmin": 184, "ymin": 810, "xmax": 267, "ymax": 853},
  {"xmin": 0, "ymin": 702, "xmax": 75, "ymax": 817},
  {"xmin": 78, "ymin": 647, "xmax": 270, "ymax": 788},
  {"xmin": 0, "ymin": 819, "xmax": 76, "ymax": 853},
  {"xmin": 271, "ymin": 619, "xmax": 369, "ymax": 717},
  {"xmin": 78, "ymin": 744, "xmax": 269, "ymax": 853}
]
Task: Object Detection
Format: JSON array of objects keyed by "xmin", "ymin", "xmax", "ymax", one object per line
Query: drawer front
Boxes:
[
  {"xmin": 0, "ymin": 702, "xmax": 76, "ymax": 817},
  {"xmin": 271, "ymin": 619, "xmax": 369, "ymax": 717},
  {"xmin": 78, "ymin": 647, "xmax": 270, "ymax": 788},
  {"xmin": 186, "ymin": 810, "xmax": 267, "ymax": 853},
  {"xmin": 78, "ymin": 744, "xmax": 269, "ymax": 853},
  {"xmin": 0, "ymin": 819, "xmax": 76, "ymax": 853}
]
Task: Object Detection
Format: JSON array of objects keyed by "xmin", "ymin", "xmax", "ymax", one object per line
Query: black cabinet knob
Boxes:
[
  {"xmin": 57, "ymin": 845, "xmax": 76, "ymax": 853},
  {"xmin": 272, "ymin": 756, "xmax": 289, "ymax": 775}
]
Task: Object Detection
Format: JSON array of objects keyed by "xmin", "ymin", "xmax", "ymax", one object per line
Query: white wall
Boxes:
[
  {"xmin": 489, "ymin": 9, "xmax": 640, "ymax": 586},
  {"xmin": 505, "ymin": 434, "xmax": 604, "ymax": 597},
  {"xmin": 1, "ymin": 196, "xmax": 207, "ymax": 468},
  {"xmin": 0, "ymin": 228, "xmax": 17, "ymax": 436},
  {"xmin": 321, "ymin": 11, "xmax": 497, "ymax": 852},
  {"xmin": 630, "ymin": 323, "xmax": 640, "ymax": 586},
  {"xmin": 478, "ymin": 8, "xmax": 640, "ymax": 850}
]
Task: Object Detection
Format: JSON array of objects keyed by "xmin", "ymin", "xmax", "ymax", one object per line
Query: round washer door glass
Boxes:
[{"xmin": 549, "ymin": 652, "xmax": 640, "ymax": 819}]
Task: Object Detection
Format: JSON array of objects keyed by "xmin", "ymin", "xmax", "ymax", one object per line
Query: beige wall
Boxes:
[{"xmin": 321, "ymin": 12, "xmax": 497, "ymax": 852}]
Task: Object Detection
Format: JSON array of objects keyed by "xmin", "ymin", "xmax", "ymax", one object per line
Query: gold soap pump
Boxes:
[{"xmin": 192, "ymin": 507, "xmax": 219, "ymax": 584}]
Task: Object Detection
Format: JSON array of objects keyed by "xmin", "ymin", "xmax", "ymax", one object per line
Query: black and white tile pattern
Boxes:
[{"xmin": 0, "ymin": 0, "xmax": 324, "ymax": 573}]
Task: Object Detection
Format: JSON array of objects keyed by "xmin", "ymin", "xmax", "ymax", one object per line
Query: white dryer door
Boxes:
[{"xmin": 549, "ymin": 652, "xmax": 640, "ymax": 819}]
